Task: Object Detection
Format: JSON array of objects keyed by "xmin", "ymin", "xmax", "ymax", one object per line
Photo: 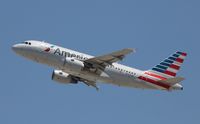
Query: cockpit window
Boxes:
[{"xmin": 21, "ymin": 41, "xmax": 31, "ymax": 45}]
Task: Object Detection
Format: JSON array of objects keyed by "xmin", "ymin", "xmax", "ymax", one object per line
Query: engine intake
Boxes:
[{"xmin": 52, "ymin": 70, "xmax": 78, "ymax": 84}]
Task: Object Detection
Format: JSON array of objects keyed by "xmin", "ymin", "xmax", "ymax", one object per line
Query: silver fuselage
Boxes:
[{"xmin": 12, "ymin": 40, "xmax": 182, "ymax": 90}]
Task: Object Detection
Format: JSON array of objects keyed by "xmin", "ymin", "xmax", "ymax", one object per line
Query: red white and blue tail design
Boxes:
[{"xmin": 148, "ymin": 51, "xmax": 187, "ymax": 78}]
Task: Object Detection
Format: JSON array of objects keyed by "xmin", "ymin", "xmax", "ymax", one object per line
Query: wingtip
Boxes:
[
  {"xmin": 132, "ymin": 48, "xmax": 136, "ymax": 53},
  {"xmin": 126, "ymin": 48, "xmax": 136, "ymax": 53}
]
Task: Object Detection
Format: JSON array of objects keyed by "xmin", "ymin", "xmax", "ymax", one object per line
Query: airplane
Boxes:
[{"xmin": 12, "ymin": 40, "xmax": 187, "ymax": 91}]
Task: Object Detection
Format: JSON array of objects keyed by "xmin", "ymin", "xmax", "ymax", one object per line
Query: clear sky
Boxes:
[{"xmin": 0, "ymin": 0, "xmax": 199, "ymax": 124}]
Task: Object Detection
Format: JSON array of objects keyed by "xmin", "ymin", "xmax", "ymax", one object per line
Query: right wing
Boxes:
[{"xmin": 84, "ymin": 48, "xmax": 135, "ymax": 69}]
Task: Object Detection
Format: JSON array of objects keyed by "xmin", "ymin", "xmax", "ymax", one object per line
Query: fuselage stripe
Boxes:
[
  {"xmin": 138, "ymin": 76, "xmax": 170, "ymax": 89},
  {"xmin": 144, "ymin": 72, "xmax": 167, "ymax": 80}
]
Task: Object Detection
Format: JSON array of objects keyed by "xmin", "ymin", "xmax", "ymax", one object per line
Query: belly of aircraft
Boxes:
[{"xmin": 68, "ymin": 70, "xmax": 157, "ymax": 90}]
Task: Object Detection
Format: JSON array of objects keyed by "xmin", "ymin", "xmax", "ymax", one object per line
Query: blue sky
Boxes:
[{"xmin": 0, "ymin": 0, "xmax": 199, "ymax": 124}]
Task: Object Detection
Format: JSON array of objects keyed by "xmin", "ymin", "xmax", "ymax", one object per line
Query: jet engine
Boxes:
[
  {"xmin": 52, "ymin": 70, "xmax": 78, "ymax": 84},
  {"xmin": 63, "ymin": 58, "xmax": 84, "ymax": 71}
]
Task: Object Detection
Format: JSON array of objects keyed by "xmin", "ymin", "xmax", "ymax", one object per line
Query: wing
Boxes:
[
  {"xmin": 72, "ymin": 76, "xmax": 99, "ymax": 90},
  {"xmin": 81, "ymin": 80, "xmax": 99, "ymax": 91},
  {"xmin": 84, "ymin": 48, "xmax": 135, "ymax": 69}
]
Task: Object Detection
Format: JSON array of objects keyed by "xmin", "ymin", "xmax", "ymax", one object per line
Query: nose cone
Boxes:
[
  {"xmin": 12, "ymin": 44, "xmax": 24, "ymax": 55},
  {"xmin": 12, "ymin": 44, "xmax": 25, "ymax": 56},
  {"xmin": 12, "ymin": 44, "xmax": 20, "ymax": 52}
]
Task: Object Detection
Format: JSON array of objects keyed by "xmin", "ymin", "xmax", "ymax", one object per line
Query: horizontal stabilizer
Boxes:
[{"xmin": 159, "ymin": 77, "xmax": 185, "ymax": 85}]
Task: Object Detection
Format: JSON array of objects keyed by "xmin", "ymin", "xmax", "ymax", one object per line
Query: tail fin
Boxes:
[{"xmin": 148, "ymin": 51, "xmax": 187, "ymax": 78}]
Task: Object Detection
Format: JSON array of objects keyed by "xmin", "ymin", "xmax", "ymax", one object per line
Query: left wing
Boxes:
[
  {"xmin": 72, "ymin": 76, "xmax": 99, "ymax": 90},
  {"xmin": 84, "ymin": 48, "xmax": 135, "ymax": 69},
  {"xmin": 81, "ymin": 80, "xmax": 99, "ymax": 91}
]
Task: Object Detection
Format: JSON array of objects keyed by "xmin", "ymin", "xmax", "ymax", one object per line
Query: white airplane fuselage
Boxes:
[{"xmin": 12, "ymin": 40, "xmax": 184, "ymax": 90}]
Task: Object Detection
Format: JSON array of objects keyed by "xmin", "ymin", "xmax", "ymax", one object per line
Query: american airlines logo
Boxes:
[
  {"xmin": 53, "ymin": 47, "xmax": 88, "ymax": 60},
  {"xmin": 44, "ymin": 45, "xmax": 88, "ymax": 60},
  {"xmin": 44, "ymin": 46, "xmax": 54, "ymax": 52}
]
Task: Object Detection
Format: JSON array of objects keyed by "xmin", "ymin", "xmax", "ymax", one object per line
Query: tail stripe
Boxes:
[
  {"xmin": 149, "ymin": 51, "xmax": 187, "ymax": 77},
  {"xmin": 173, "ymin": 61, "xmax": 182, "ymax": 66},
  {"xmin": 167, "ymin": 67, "xmax": 178, "ymax": 73},
  {"xmin": 164, "ymin": 70, "xmax": 176, "ymax": 76},
  {"xmin": 168, "ymin": 57, "xmax": 177, "ymax": 61},
  {"xmin": 173, "ymin": 54, "xmax": 179, "ymax": 58},
  {"xmin": 160, "ymin": 62, "xmax": 171, "ymax": 67},
  {"xmin": 175, "ymin": 58, "xmax": 184, "ymax": 63},
  {"xmin": 159, "ymin": 62, "xmax": 180, "ymax": 70},
  {"xmin": 177, "ymin": 51, "xmax": 187, "ymax": 56},
  {"xmin": 170, "ymin": 64, "xmax": 180, "ymax": 70},
  {"xmin": 164, "ymin": 59, "xmax": 173, "ymax": 64},
  {"xmin": 156, "ymin": 65, "xmax": 168, "ymax": 70},
  {"xmin": 152, "ymin": 68, "xmax": 165, "ymax": 73}
]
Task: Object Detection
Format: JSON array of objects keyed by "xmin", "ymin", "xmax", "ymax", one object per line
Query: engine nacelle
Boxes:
[
  {"xmin": 64, "ymin": 58, "xmax": 84, "ymax": 71},
  {"xmin": 52, "ymin": 70, "xmax": 78, "ymax": 84}
]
